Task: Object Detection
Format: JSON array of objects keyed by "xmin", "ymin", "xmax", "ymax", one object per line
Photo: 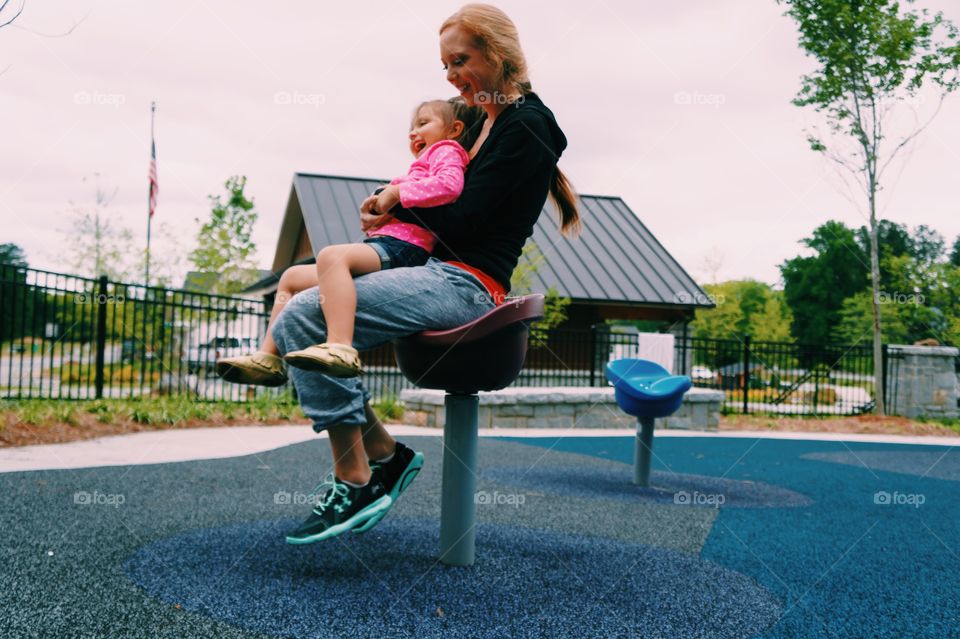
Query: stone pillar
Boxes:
[{"xmin": 887, "ymin": 345, "xmax": 959, "ymax": 419}]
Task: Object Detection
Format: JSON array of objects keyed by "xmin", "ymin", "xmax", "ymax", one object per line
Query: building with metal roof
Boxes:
[{"xmin": 247, "ymin": 173, "xmax": 713, "ymax": 329}]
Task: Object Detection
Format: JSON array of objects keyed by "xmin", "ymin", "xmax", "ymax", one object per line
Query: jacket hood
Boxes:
[{"xmin": 513, "ymin": 92, "xmax": 567, "ymax": 157}]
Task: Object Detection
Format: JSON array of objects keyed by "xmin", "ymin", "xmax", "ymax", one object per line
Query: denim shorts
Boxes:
[{"xmin": 364, "ymin": 236, "xmax": 431, "ymax": 270}]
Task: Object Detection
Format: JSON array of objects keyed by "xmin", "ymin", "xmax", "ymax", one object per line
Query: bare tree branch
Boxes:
[
  {"xmin": 12, "ymin": 9, "xmax": 88, "ymax": 37},
  {"xmin": 877, "ymin": 93, "xmax": 947, "ymax": 180},
  {"xmin": 0, "ymin": 0, "xmax": 25, "ymax": 29}
]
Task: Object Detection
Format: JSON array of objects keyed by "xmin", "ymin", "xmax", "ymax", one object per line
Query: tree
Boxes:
[
  {"xmin": 61, "ymin": 176, "xmax": 136, "ymax": 281},
  {"xmin": 690, "ymin": 280, "xmax": 793, "ymax": 342},
  {"xmin": 950, "ymin": 235, "xmax": 960, "ymax": 267},
  {"xmin": 0, "ymin": 243, "xmax": 30, "ymax": 340},
  {"xmin": 133, "ymin": 222, "xmax": 185, "ymax": 289},
  {"xmin": 856, "ymin": 221, "xmax": 945, "ymax": 292},
  {"xmin": 510, "ymin": 240, "xmax": 572, "ymax": 341},
  {"xmin": 0, "ymin": 243, "xmax": 27, "ymax": 267},
  {"xmin": 188, "ymin": 175, "xmax": 259, "ymax": 295},
  {"xmin": 780, "ymin": 0, "xmax": 960, "ymax": 413},
  {"xmin": 780, "ymin": 220, "xmax": 868, "ymax": 345}
]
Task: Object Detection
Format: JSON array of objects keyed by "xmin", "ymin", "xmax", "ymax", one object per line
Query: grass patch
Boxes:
[
  {"xmin": 372, "ymin": 393, "xmax": 405, "ymax": 422},
  {"xmin": 917, "ymin": 416, "xmax": 960, "ymax": 434},
  {"xmin": 1, "ymin": 395, "xmax": 305, "ymax": 431}
]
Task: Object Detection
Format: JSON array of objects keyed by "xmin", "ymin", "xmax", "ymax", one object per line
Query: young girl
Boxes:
[{"xmin": 216, "ymin": 97, "xmax": 483, "ymax": 386}]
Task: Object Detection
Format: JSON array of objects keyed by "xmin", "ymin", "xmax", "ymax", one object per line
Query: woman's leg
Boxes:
[
  {"xmin": 361, "ymin": 402, "xmax": 396, "ymax": 462},
  {"xmin": 314, "ymin": 244, "xmax": 382, "ymax": 346},
  {"xmin": 260, "ymin": 265, "xmax": 318, "ymax": 355}
]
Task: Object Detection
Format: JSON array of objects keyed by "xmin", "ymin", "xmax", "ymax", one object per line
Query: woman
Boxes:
[{"xmin": 273, "ymin": 3, "xmax": 579, "ymax": 545}]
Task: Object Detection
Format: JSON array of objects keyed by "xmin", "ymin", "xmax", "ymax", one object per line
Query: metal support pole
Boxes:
[
  {"xmin": 440, "ymin": 392, "xmax": 479, "ymax": 566},
  {"xmin": 94, "ymin": 275, "xmax": 108, "ymax": 400},
  {"xmin": 634, "ymin": 416, "xmax": 655, "ymax": 487}
]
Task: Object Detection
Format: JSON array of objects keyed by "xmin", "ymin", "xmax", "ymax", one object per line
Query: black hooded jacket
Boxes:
[{"xmin": 392, "ymin": 92, "xmax": 568, "ymax": 291}]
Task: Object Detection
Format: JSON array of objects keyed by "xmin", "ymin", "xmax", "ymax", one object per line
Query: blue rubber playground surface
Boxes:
[{"xmin": 2, "ymin": 432, "xmax": 958, "ymax": 638}]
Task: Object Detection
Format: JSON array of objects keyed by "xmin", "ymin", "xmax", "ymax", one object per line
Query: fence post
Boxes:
[
  {"xmin": 94, "ymin": 275, "xmax": 108, "ymax": 399},
  {"xmin": 742, "ymin": 336, "xmax": 751, "ymax": 415},
  {"xmin": 881, "ymin": 343, "xmax": 889, "ymax": 413},
  {"xmin": 589, "ymin": 324, "xmax": 597, "ymax": 387}
]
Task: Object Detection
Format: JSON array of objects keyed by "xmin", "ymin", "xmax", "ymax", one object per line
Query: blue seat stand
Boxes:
[
  {"xmin": 634, "ymin": 416, "xmax": 655, "ymax": 487},
  {"xmin": 439, "ymin": 392, "xmax": 480, "ymax": 566},
  {"xmin": 606, "ymin": 358, "xmax": 693, "ymax": 489}
]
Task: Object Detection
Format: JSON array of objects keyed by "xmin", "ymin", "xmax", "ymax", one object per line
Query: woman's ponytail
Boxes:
[{"xmin": 550, "ymin": 168, "xmax": 580, "ymax": 236}]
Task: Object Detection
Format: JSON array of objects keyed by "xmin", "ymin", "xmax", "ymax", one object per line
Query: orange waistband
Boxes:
[{"xmin": 445, "ymin": 261, "xmax": 507, "ymax": 306}]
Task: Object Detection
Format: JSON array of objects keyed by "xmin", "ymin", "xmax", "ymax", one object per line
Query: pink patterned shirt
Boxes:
[{"xmin": 367, "ymin": 139, "xmax": 469, "ymax": 252}]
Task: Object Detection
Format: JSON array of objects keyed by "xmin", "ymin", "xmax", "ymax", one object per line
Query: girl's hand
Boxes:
[
  {"xmin": 374, "ymin": 185, "xmax": 401, "ymax": 215},
  {"xmin": 360, "ymin": 195, "xmax": 392, "ymax": 232}
]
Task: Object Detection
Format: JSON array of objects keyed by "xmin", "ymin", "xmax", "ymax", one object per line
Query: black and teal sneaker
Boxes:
[
  {"xmin": 352, "ymin": 442, "xmax": 424, "ymax": 534},
  {"xmin": 285, "ymin": 473, "xmax": 392, "ymax": 545}
]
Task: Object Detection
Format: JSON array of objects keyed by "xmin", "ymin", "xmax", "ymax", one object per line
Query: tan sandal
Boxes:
[
  {"xmin": 283, "ymin": 343, "xmax": 363, "ymax": 377},
  {"xmin": 215, "ymin": 351, "xmax": 288, "ymax": 387}
]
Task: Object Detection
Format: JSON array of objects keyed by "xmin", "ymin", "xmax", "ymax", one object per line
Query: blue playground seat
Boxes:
[
  {"xmin": 606, "ymin": 359, "xmax": 692, "ymax": 418},
  {"xmin": 605, "ymin": 359, "xmax": 692, "ymax": 486}
]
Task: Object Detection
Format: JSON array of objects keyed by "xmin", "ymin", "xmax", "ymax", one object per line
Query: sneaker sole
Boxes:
[
  {"xmin": 284, "ymin": 495, "xmax": 392, "ymax": 545},
  {"xmin": 352, "ymin": 452, "xmax": 424, "ymax": 534},
  {"xmin": 283, "ymin": 353, "xmax": 361, "ymax": 378}
]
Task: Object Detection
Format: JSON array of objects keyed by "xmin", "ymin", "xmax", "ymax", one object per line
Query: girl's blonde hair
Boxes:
[
  {"xmin": 413, "ymin": 97, "xmax": 485, "ymax": 152},
  {"xmin": 440, "ymin": 4, "xmax": 580, "ymax": 236}
]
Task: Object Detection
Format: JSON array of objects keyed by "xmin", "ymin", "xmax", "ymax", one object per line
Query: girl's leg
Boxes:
[
  {"xmin": 315, "ymin": 244, "xmax": 382, "ymax": 346},
  {"xmin": 260, "ymin": 265, "xmax": 318, "ymax": 355}
]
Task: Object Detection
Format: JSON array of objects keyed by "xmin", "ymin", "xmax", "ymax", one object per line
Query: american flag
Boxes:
[{"xmin": 148, "ymin": 138, "xmax": 158, "ymax": 218}]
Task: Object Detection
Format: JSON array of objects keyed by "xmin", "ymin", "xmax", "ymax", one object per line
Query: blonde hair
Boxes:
[
  {"xmin": 441, "ymin": 4, "xmax": 580, "ymax": 236},
  {"xmin": 412, "ymin": 97, "xmax": 485, "ymax": 152},
  {"xmin": 440, "ymin": 4, "xmax": 532, "ymax": 96}
]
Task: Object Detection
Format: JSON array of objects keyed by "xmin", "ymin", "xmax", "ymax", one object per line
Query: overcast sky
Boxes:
[{"xmin": 2, "ymin": 0, "xmax": 959, "ymax": 286}]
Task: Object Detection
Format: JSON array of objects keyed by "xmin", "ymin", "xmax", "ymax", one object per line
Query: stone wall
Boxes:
[
  {"xmin": 887, "ymin": 345, "xmax": 959, "ymax": 419},
  {"xmin": 399, "ymin": 387, "xmax": 724, "ymax": 431}
]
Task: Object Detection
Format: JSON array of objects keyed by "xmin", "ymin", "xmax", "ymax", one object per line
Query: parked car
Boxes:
[
  {"xmin": 691, "ymin": 365, "xmax": 715, "ymax": 381},
  {"xmin": 183, "ymin": 337, "xmax": 256, "ymax": 374}
]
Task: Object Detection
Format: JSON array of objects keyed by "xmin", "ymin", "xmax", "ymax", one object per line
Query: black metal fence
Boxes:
[
  {"xmin": 675, "ymin": 336, "xmax": 880, "ymax": 416},
  {"xmin": 0, "ymin": 264, "xmax": 281, "ymax": 402},
  {"xmin": 1, "ymin": 263, "xmax": 901, "ymax": 415}
]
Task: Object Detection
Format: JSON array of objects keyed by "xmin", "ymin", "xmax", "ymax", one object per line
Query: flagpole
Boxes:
[{"xmin": 145, "ymin": 101, "xmax": 156, "ymax": 287}]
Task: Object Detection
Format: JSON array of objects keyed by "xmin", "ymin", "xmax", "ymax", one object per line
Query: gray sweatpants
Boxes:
[{"xmin": 271, "ymin": 258, "xmax": 495, "ymax": 432}]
